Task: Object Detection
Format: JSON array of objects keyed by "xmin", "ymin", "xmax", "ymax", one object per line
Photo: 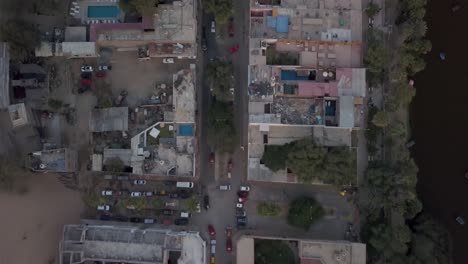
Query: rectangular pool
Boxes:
[
  {"xmin": 87, "ymin": 5, "xmax": 120, "ymax": 18},
  {"xmin": 178, "ymin": 124, "xmax": 194, "ymax": 136}
]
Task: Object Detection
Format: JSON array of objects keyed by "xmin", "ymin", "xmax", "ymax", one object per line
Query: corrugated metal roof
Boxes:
[
  {"xmin": 62, "ymin": 42, "xmax": 97, "ymax": 57},
  {"xmin": 90, "ymin": 107, "xmax": 129, "ymax": 132}
]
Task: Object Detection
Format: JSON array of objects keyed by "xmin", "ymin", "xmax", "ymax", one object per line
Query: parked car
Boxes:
[
  {"xmin": 236, "ymin": 203, "xmax": 244, "ymax": 208},
  {"xmin": 81, "ymin": 65, "xmax": 93, "ymax": 72},
  {"xmin": 238, "ymin": 197, "xmax": 247, "ymax": 203},
  {"xmin": 176, "ymin": 181, "xmax": 194, "ymax": 188},
  {"xmin": 134, "ymin": 179, "xmax": 147, "ymax": 185},
  {"xmin": 163, "ymin": 219, "xmax": 173, "ymax": 225},
  {"xmin": 98, "ymin": 65, "xmax": 112, "ymax": 71},
  {"xmin": 210, "ymin": 239, "xmax": 216, "ymax": 254},
  {"xmin": 95, "ymin": 71, "xmax": 106, "ymax": 78},
  {"xmin": 99, "ymin": 214, "xmax": 112, "ymax": 221},
  {"xmin": 209, "ymin": 152, "xmax": 215, "ymax": 164},
  {"xmin": 164, "ymin": 180, "xmax": 176, "ymax": 186},
  {"xmin": 456, "ymin": 216, "xmax": 465, "ymax": 225},
  {"xmin": 227, "ymin": 159, "xmax": 233, "ymax": 172},
  {"xmin": 174, "ymin": 218, "xmax": 189, "ymax": 225},
  {"xmin": 204, "ymin": 195, "xmax": 210, "ymax": 210},
  {"xmin": 156, "ymin": 190, "xmax": 168, "ymax": 196},
  {"xmin": 117, "ymin": 175, "xmax": 129, "ymax": 181},
  {"xmin": 143, "ymin": 191, "xmax": 153, "ymax": 197},
  {"xmin": 211, "ymin": 20, "xmax": 216, "ymax": 33},
  {"xmin": 131, "ymin": 192, "xmax": 142, "ymax": 197},
  {"xmin": 101, "ymin": 190, "xmax": 113, "ymax": 196},
  {"xmin": 180, "ymin": 212, "xmax": 191, "ymax": 218},
  {"xmin": 97, "ymin": 205, "xmax": 110, "ymax": 211},
  {"xmin": 226, "ymin": 237, "xmax": 232, "ymax": 252},
  {"xmin": 236, "ymin": 216, "xmax": 247, "ymax": 228},
  {"xmin": 144, "ymin": 218, "xmax": 156, "ymax": 224},
  {"xmin": 129, "ymin": 217, "xmax": 142, "ymax": 223},
  {"xmin": 163, "ymin": 58, "xmax": 175, "ymax": 64},
  {"xmin": 237, "ymin": 191, "xmax": 249, "ymax": 198},
  {"xmin": 226, "ymin": 226, "xmax": 232, "ymax": 237},
  {"xmin": 114, "ymin": 215, "xmax": 128, "ymax": 222},
  {"xmin": 208, "ymin": 224, "xmax": 216, "ymax": 237},
  {"xmin": 228, "ymin": 17, "xmax": 234, "ymax": 37},
  {"xmin": 178, "ymin": 190, "xmax": 192, "ymax": 199},
  {"xmin": 240, "ymin": 186, "xmax": 250, "ymax": 192},
  {"xmin": 81, "ymin": 72, "xmax": 92, "ymax": 79},
  {"xmin": 165, "ymin": 200, "xmax": 178, "ymax": 207},
  {"xmin": 219, "ymin": 184, "xmax": 231, "ymax": 191},
  {"xmin": 169, "ymin": 192, "xmax": 179, "ymax": 199},
  {"xmin": 201, "ymin": 27, "xmax": 207, "ymax": 51},
  {"xmin": 236, "ymin": 208, "xmax": 246, "ymax": 217},
  {"xmin": 229, "ymin": 44, "xmax": 240, "ymax": 54},
  {"xmin": 162, "ymin": 209, "xmax": 174, "ymax": 216}
]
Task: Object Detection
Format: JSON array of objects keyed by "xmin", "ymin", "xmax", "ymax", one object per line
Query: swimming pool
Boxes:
[
  {"xmin": 178, "ymin": 124, "xmax": 194, "ymax": 136},
  {"xmin": 281, "ymin": 70, "xmax": 309, "ymax": 81},
  {"xmin": 87, "ymin": 5, "xmax": 120, "ymax": 18}
]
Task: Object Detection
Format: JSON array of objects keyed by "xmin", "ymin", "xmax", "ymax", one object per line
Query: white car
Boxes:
[
  {"xmin": 211, "ymin": 21, "xmax": 216, "ymax": 33},
  {"xmin": 101, "ymin": 190, "xmax": 113, "ymax": 196},
  {"xmin": 81, "ymin": 65, "xmax": 93, "ymax": 72},
  {"xmin": 98, "ymin": 65, "xmax": 112, "ymax": 71},
  {"xmin": 131, "ymin": 192, "xmax": 142, "ymax": 197},
  {"xmin": 134, "ymin": 179, "xmax": 146, "ymax": 185},
  {"xmin": 97, "ymin": 205, "xmax": 110, "ymax": 211},
  {"xmin": 240, "ymin": 186, "xmax": 250, "ymax": 192},
  {"xmin": 163, "ymin": 58, "xmax": 175, "ymax": 64},
  {"xmin": 236, "ymin": 203, "xmax": 244, "ymax": 208}
]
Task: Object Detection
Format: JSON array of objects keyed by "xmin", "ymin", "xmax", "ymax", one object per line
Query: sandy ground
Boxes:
[{"xmin": 0, "ymin": 174, "xmax": 84, "ymax": 264}]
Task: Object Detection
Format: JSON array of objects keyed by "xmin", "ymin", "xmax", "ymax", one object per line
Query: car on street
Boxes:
[
  {"xmin": 174, "ymin": 218, "xmax": 189, "ymax": 225},
  {"xmin": 226, "ymin": 236, "xmax": 232, "ymax": 252},
  {"xmin": 180, "ymin": 212, "xmax": 191, "ymax": 218},
  {"xmin": 210, "ymin": 239, "xmax": 216, "ymax": 254},
  {"xmin": 99, "ymin": 214, "xmax": 112, "ymax": 221},
  {"xmin": 227, "ymin": 159, "xmax": 233, "ymax": 172},
  {"xmin": 229, "ymin": 44, "xmax": 240, "ymax": 54},
  {"xmin": 240, "ymin": 186, "xmax": 250, "ymax": 192},
  {"xmin": 97, "ymin": 205, "xmax": 110, "ymax": 211},
  {"xmin": 95, "ymin": 71, "xmax": 106, "ymax": 78},
  {"xmin": 117, "ymin": 175, "xmax": 129, "ymax": 181},
  {"xmin": 238, "ymin": 197, "xmax": 247, "ymax": 203},
  {"xmin": 170, "ymin": 192, "xmax": 179, "ymax": 198},
  {"xmin": 144, "ymin": 218, "xmax": 155, "ymax": 224},
  {"xmin": 219, "ymin": 184, "xmax": 231, "ymax": 191},
  {"xmin": 211, "ymin": 21, "xmax": 216, "ymax": 33},
  {"xmin": 165, "ymin": 200, "xmax": 178, "ymax": 207},
  {"xmin": 178, "ymin": 190, "xmax": 192, "ymax": 199},
  {"xmin": 164, "ymin": 180, "xmax": 176, "ymax": 186},
  {"xmin": 156, "ymin": 190, "xmax": 168, "ymax": 196},
  {"xmin": 162, "ymin": 209, "xmax": 174, "ymax": 216},
  {"xmin": 236, "ymin": 203, "xmax": 243, "ymax": 208},
  {"xmin": 114, "ymin": 215, "xmax": 128, "ymax": 222},
  {"xmin": 204, "ymin": 195, "xmax": 210, "ymax": 210},
  {"xmin": 129, "ymin": 217, "xmax": 142, "ymax": 223},
  {"xmin": 143, "ymin": 191, "xmax": 153, "ymax": 197},
  {"xmin": 131, "ymin": 192, "xmax": 142, "ymax": 197},
  {"xmin": 456, "ymin": 216, "xmax": 465, "ymax": 225},
  {"xmin": 208, "ymin": 224, "xmax": 216, "ymax": 237},
  {"xmin": 237, "ymin": 191, "xmax": 248, "ymax": 198},
  {"xmin": 163, "ymin": 58, "xmax": 175, "ymax": 64},
  {"xmin": 98, "ymin": 65, "xmax": 112, "ymax": 71},
  {"xmin": 201, "ymin": 27, "xmax": 207, "ymax": 51},
  {"xmin": 209, "ymin": 152, "xmax": 215, "ymax": 164},
  {"xmin": 134, "ymin": 179, "xmax": 147, "ymax": 185},
  {"xmin": 236, "ymin": 208, "xmax": 246, "ymax": 217},
  {"xmin": 236, "ymin": 216, "xmax": 247, "ymax": 228},
  {"xmin": 228, "ymin": 17, "xmax": 234, "ymax": 37},
  {"xmin": 101, "ymin": 190, "xmax": 113, "ymax": 196},
  {"xmin": 81, "ymin": 72, "xmax": 92, "ymax": 79},
  {"xmin": 81, "ymin": 65, "xmax": 93, "ymax": 72}
]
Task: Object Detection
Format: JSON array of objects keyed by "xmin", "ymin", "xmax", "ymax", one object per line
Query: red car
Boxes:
[
  {"xmin": 229, "ymin": 44, "xmax": 240, "ymax": 54},
  {"xmin": 95, "ymin": 71, "xmax": 106, "ymax": 78},
  {"xmin": 226, "ymin": 226, "xmax": 233, "ymax": 252},
  {"xmin": 227, "ymin": 159, "xmax": 233, "ymax": 172},
  {"xmin": 237, "ymin": 191, "xmax": 248, "ymax": 198},
  {"xmin": 209, "ymin": 152, "xmax": 215, "ymax": 164},
  {"xmin": 238, "ymin": 197, "xmax": 247, "ymax": 203},
  {"xmin": 208, "ymin": 224, "xmax": 216, "ymax": 237}
]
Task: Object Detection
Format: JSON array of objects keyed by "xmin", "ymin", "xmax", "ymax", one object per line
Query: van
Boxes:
[
  {"xmin": 219, "ymin": 184, "xmax": 231, "ymax": 191},
  {"xmin": 180, "ymin": 212, "xmax": 191, "ymax": 218},
  {"xmin": 144, "ymin": 218, "xmax": 155, "ymax": 224},
  {"xmin": 176, "ymin": 181, "xmax": 194, "ymax": 188}
]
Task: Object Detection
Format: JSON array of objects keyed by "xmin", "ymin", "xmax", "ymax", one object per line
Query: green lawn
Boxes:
[{"xmin": 255, "ymin": 239, "xmax": 295, "ymax": 264}]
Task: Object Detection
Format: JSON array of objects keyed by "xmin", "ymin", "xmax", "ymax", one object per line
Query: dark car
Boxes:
[
  {"xmin": 114, "ymin": 215, "xmax": 129, "ymax": 222},
  {"xmin": 174, "ymin": 218, "xmax": 189, "ymax": 226},
  {"xmin": 164, "ymin": 180, "xmax": 176, "ymax": 186},
  {"xmin": 208, "ymin": 224, "xmax": 216, "ymax": 237},
  {"xmin": 81, "ymin": 72, "xmax": 92, "ymax": 79},
  {"xmin": 169, "ymin": 192, "xmax": 179, "ymax": 198},
  {"xmin": 179, "ymin": 190, "xmax": 192, "ymax": 199},
  {"xmin": 99, "ymin": 214, "xmax": 112, "ymax": 221},
  {"xmin": 236, "ymin": 216, "xmax": 247, "ymax": 228},
  {"xmin": 129, "ymin": 217, "xmax": 142, "ymax": 223},
  {"xmin": 204, "ymin": 195, "xmax": 210, "ymax": 210},
  {"xmin": 162, "ymin": 209, "xmax": 174, "ymax": 216},
  {"xmin": 236, "ymin": 208, "xmax": 246, "ymax": 217},
  {"xmin": 237, "ymin": 191, "xmax": 249, "ymax": 198},
  {"xmin": 201, "ymin": 27, "xmax": 207, "ymax": 51},
  {"xmin": 209, "ymin": 152, "xmax": 215, "ymax": 164}
]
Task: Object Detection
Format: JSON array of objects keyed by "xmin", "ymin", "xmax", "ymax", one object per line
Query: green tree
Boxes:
[
  {"xmin": 206, "ymin": 101, "xmax": 237, "ymax": 153},
  {"xmin": 365, "ymin": 2, "xmax": 381, "ymax": 18},
  {"xmin": 0, "ymin": 19, "xmax": 41, "ymax": 61},
  {"xmin": 365, "ymin": 29, "xmax": 389, "ymax": 75},
  {"xmin": 372, "ymin": 111, "xmax": 390, "ymax": 128},
  {"xmin": 119, "ymin": 0, "xmax": 158, "ymax": 15},
  {"xmin": 257, "ymin": 202, "xmax": 281, "ymax": 217},
  {"xmin": 287, "ymin": 197, "xmax": 324, "ymax": 229},
  {"xmin": 204, "ymin": 0, "xmax": 233, "ymax": 25},
  {"xmin": 255, "ymin": 239, "xmax": 295, "ymax": 264},
  {"xmin": 83, "ymin": 192, "xmax": 107, "ymax": 208},
  {"xmin": 262, "ymin": 144, "xmax": 291, "ymax": 171},
  {"xmin": 206, "ymin": 59, "xmax": 233, "ymax": 101},
  {"xmin": 151, "ymin": 197, "xmax": 164, "ymax": 208},
  {"xmin": 285, "ymin": 138, "xmax": 327, "ymax": 182},
  {"xmin": 185, "ymin": 197, "xmax": 199, "ymax": 213},
  {"xmin": 105, "ymin": 157, "xmax": 124, "ymax": 172}
]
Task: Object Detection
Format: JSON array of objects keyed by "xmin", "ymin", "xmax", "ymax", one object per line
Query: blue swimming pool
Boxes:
[
  {"xmin": 87, "ymin": 5, "xmax": 120, "ymax": 18},
  {"xmin": 281, "ymin": 70, "xmax": 309, "ymax": 81},
  {"xmin": 179, "ymin": 124, "xmax": 194, "ymax": 136}
]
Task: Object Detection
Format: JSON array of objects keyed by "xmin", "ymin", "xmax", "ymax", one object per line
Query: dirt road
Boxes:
[{"xmin": 0, "ymin": 174, "xmax": 83, "ymax": 264}]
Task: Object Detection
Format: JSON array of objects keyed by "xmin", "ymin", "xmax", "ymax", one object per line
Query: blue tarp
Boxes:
[
  {"xmin": 276, "ymin": 16, "xmax": 289, "ymax": 33},
  {"xmin": 266, "ymin": 16, "xmax": 277, "ymax": 29}
]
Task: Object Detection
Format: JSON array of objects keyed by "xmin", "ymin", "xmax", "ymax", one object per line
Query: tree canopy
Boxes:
[
  {"xmin": 287, "ymin": 196, "xmax": 324, "ymax": 229},
  {"xmin": 372, "ymin": 110, "xmax": 390, "ymax": 128},
  {"xmin": 206, "ymin": 101, "xmax": 237, "ymax": 153},
  {"xmin": 203, "ymin": 0, "xmax": 233, "ymax": 25},
  {"xmin": 257, "ymin": 202, "xmax": 281, "ymax": 217},
  {"xmin": 206, "ymin": 59, "xmax": 233, "ymax": 101},
  {"xmin": 255, "ymin": 239, "xmax": 295, "ymax": 264},
  {"xmin": 0, "ymin": 19, "xmax": 40, "ymax": 61},
  {"xmin": 262, "ymin": 138, "xmax": 356, "ymax": 186}
]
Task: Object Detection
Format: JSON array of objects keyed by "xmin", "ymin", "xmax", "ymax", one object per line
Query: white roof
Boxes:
[
  {"xmin": 339, "ymin": 96, "xmax": 354, "ymax": 128},
  {"xmin": 62, "ymin": 42, "xmax": 97, "ymax": 57}
]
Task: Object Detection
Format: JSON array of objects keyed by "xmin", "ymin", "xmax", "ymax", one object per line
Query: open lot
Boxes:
[{"xmin": 0, "ymin": 174, "xmax": 83, "ymax": 264}]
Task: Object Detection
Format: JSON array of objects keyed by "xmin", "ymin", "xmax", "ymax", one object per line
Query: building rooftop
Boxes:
[
  {"xmin": 0, "ymin": 42, "xmax": 9, "ymax": 109},
  {"xmin": 90, "ymin": 107, "xmax": 129, "ymax": 132},
  {"xmin": 173, "ymin": 66, "xmax": 196, "ymax": 123},
  {"xmin": 65, "ymin": 26, "xmax": 87, "ymax": 42},
  {"xmin": 29, "ymin": 148, "xmax": 77, "ymax": 173},
  {"xmin": 62, "ymin": 42, "xmax": 97, "ymax": 57},
  {"xmin": 153, "ymin": 0, "xmax": 196, "ymax": 43},
  {"xmin": 60, "ymin": 225, "xmax": 206, "ymax": 264}
]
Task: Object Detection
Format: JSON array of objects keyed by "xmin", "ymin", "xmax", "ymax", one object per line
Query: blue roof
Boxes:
[
  {"xmin": 276, "ymin": 16, "xmax": 289, "ymax": 33},
  {"xmin": 266, "ymin": 16, "xmax": 277, "ymax": 29}
]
